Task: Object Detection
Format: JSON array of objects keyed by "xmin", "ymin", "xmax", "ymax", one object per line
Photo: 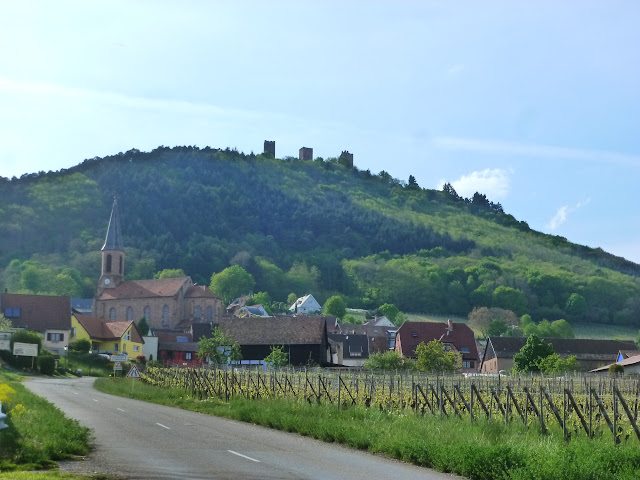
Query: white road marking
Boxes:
[
  {"xmin": 73, "ymin": 392, "xmax": 79, "ymax": 395},
  {"xmin": 117, "ymin": 408, "xmax": 125, "ymax": 412},
  {"xmin": 228, "ymin": 450, "xmax": 260, "ymax": 463},
  {"xmin": 93, "ymin": 399, "xmax": 99, "ymax": 402},
  {"xmin": 156, "ymin": 423, "xmax": 171, "ymax": 430}
]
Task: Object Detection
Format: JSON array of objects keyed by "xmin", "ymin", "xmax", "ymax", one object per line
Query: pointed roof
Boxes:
[
  {"xmin": 73, "ymin": 313, "xmax": 144, "ymax": 343},
  {"xmin": 102, "ymin": 197, "xmax": 124, "ymax": 251}
]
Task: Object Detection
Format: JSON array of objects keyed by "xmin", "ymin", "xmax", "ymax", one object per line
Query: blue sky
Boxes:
[{"xmin": 1, "ymin": 1, "xmax": 639, "ymax": 263}]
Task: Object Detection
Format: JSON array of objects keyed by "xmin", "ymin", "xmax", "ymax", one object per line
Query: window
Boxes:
[
  {"xmin": 71, "ymin": 327, "xmax": 76, "ymax": 338},
  {"xmin": 144, "ymin": 306, "xmax": 150, "ymax": 321},
  {"xmin": 411, "ymin": 332, "xmax": 418, "ymax": 338},
  {"xmin": 109, "ymin": 308, "xmax": 116, "ymax": 320},
  {"xmin": 444, "ymin": 344, "xmax": 451, "ymax": 351},
  {"xmin": 162, "ymin": 305, "xmax": 169, "ymax": 326},
  {"xmin": 47, "ymin": 332, "xmax": 64, "ymax": 342},
  {"xmin": 114, "ymin": 343, "xmax": 119, "ymax": 351},
  {"xmin": 460, "ymin": 347, "xmax": 470, "ymax": 353},
  {"xmin": 206, "ymin": 306, "xmax": 213, "ymax": 322},
  {"xmin": 462, "ymin": 361, "xmax": 474, "ymax": 369},
  {"xmin": 133, "ymin": 345, "xmax": 139, "ymax": 352},
  {"xmin": 125, "ymin": 330, "xmax": 131, "ymax": 341},
  {"xmin": 185, "ymin": 352, "xmax": 192, "ymax": 360},
  {"xmin": 194, "ymin": 306, "xmax": 201, "ymax": 319},
  {"xmin": 106, "ymin": 254, "xmax": 112, "ymax": 273},
  {"xmin": 127, "ymin": 306, "xmax": 133, "ymax": 321},
  {"xmin": 4, "ymin": 307, "xmax": 20, "ymax": 318}
]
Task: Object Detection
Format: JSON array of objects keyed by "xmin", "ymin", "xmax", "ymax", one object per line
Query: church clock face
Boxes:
[{"xmin": 104, "ymin": 278, "xmax": 111, "ymax": 285}]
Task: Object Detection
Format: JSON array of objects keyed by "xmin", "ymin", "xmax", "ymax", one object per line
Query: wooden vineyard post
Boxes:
[
  {"xmin": 539, "ymin": 386, "xmax": 546, "ymax": 434},
  {"xmin": 565, "ymin": 389, "xmax": 590, "ymax": 438},
  {"xmin": 614, "ymin": 386, "xmax": 640, "ymax": 441},
  {"xmin": 591, "ymin": 388, "xmax": 617, "ymax": 444}
]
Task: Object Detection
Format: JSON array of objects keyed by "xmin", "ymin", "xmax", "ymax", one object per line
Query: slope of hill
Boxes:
[{"xmin": 0, "ymin": 146, "xmax": 638, "ymax": 326}]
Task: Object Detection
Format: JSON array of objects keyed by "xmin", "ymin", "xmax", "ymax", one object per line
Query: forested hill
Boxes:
[{"xmin": 1, "ymin": 146, "xmax": 639, "ymax": 326}]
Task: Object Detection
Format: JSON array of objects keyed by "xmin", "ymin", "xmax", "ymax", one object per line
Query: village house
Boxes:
[
  {"xmin": 72, "ymin": 313, "xmax": 144, "ymax": 358},
  {"xmin": 395, "ymin": 320, "xmax": 479, "ymax": 373},
  {"xmin": 288, "ymin": 294, "xmax": 322, "ymax": 314},
  {"xmin": 0, "ymin": 293, "xmax": 71, "ymax": 356},
  {"xmin": 328, "ymin": 333, "xmax": 369, "ymax": 367},
  {"xmin": 481, "ymin": 336, "xmax": 638, "ymax": 373}
]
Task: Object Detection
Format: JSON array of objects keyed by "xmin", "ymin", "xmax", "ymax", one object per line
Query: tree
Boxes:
[
  {"xmin": 414, "ymin": 340, "xmax": 462, "ymax": 373},
  {"xmin": 407, "ymin": 175, "xmax": 419, "ymax": 190},
  {"xmin": 287, "ymin": 293, "xmax": 298, "ymax": 306},
  {"xmin": 486, "ymin": 318, "xmax": 508, "ymax": 337},
  {"xmin": 378, "ymin": 303, "xmax": 405, "ymax": 326},
  {"xmin": 323, "ymin": 295, "xmax": 347, "ymax": 318},
  {"xmin": 538, "ymin": 353, "xmax": 580, "ymax": 374},
  {"xmin": 364, "ymin": 350, "xmax": 411, "ymax": 370},
  {"xmin": 493, "ymin": 286, "xmax": 527, "ymax": 316},
  {"xmin": 565, "ymin": 293, "xmax": 587, "ymax": 317},
  {"xmin": 550, "ymin": 319, "xmax": 574, "ymax": 338},
  {"xmin": 210, "ymin": 265, "xmax": 255, "ymax": 304},
  {"xmin": 513, "ymin": 334, "xmax": 554, "ymax": 372},
  {"xmin": 0, "ymin": 314, "xmax": 11, "ymax": 332},
  {"xmin": 69, "ymin": 339, "xmax": 91, "ymax": 352},
  {"xmin": 137, "ymin": 317, "xmax": 150, "ymax": 336},
  {"xmin": 197, "ymin": 327, "xmax": 242, "ymax": 365},
  {"xmin": 154, "ymin": 268, "xmax": 186, "ymax": 279},
  {"xmin": 468, "ymin": 307, "xmax": 519, "ymax": 337},
  {"xmin": 264, "ymin": 345, "xmax": 288, "ymax": 369}
]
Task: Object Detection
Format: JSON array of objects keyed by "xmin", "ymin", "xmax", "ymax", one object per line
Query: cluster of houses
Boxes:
[{"xmin": 1, "ymin": 199, "xmax": 638, "ymax": 374}]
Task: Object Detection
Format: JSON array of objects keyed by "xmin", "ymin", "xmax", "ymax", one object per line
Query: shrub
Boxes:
[
  {"xmin": 37, "ymin": 353, "xmax": 56, "ymax": 375},
  {"xmin": 69, "ymin": 338, "xmax": 91, "ymax": 352}
]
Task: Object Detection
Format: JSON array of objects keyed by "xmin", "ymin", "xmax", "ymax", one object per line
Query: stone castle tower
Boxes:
[
  {"xmin": 263, "ymin": 140, "xmax": 275, "ymax": 157},
  {"xmin": 98, "ymin": 198, "xmax": 125, "ymax": 293},
  {"xmin": 339, "ymin": 150, "xmax": 354, "ymax": 168},
  {"xmin": 299, "ymin": 147, "xmax": 313, "ymax": 161}
]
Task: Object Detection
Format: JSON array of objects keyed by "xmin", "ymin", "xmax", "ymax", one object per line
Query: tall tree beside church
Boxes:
[{"xmin": 210, "ymin": 265, "xmax": 255, "ymax": 304}]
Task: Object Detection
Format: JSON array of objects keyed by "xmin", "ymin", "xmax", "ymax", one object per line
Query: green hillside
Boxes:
[{"xmin": 0, "ymin": 146, "xmax": 638, "ymax": 327}]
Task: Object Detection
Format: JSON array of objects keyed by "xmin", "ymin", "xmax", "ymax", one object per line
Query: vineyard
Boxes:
[{"xmin": 142, "ymin": 366, "xmax": 640, "ymax": 444}]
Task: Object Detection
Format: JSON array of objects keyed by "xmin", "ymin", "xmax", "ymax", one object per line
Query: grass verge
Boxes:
[
  {"xmin": 0, "ymin": 371, "xmax": 92, "ymax": 472},
  {"xmin": 96, "ymin": 377, "xmax": 640, "ymax": 480}
]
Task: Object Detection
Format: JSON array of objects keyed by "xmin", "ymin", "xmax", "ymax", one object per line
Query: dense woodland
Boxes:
[{"xmin": 0, "ymin": 146, "xmax": 639, "ymax": 327}]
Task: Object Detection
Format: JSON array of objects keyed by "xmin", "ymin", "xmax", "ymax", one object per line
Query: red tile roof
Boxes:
[
  {"xmin": 185, "ymin": 285, "xmax": 218, "ymax": 299},
  {"xmin": 1, "ymin": 293, "xmax": 71, "ymax": 332},
  {"xmin": 396, "ymin": 321, "xmax": 479, "ymax": 360},
  {"xmin": 97, "ymin": 278, "xmax": 188, "ymax": 300},
  {"xmin": 74, "ymin": 314, "xmax": 143, "ymax": 343}
]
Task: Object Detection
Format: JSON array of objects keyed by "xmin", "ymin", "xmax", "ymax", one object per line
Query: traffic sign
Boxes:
[
  {"xmin": 113, "ymin": 361, "xmax": 122, "ymax": 370},
  {"xmin": 126, "ymin": 365, "xmax": 141, "ymax": 379},
  {"xmin": 110, "ymin": 354, "xmax": 128, "ymax": 362}
]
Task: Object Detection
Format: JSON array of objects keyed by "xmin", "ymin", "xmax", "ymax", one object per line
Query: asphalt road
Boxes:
[{"xmin": 25, "ymin": 377, "xmax": 462, "ymax": 480}]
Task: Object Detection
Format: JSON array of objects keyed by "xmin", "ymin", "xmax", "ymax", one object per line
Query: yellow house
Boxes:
[{"xmin": 72, "ymin": 313, "xmax": 144, "ymax": 358}]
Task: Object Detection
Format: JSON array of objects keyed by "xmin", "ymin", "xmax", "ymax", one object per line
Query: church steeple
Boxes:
[
  {"xmin": 102, "ymin": 197, "xmax": 124, "ymax": 251},
  {"xmin": 99, "ymin": 198, "xmax": 125, "ymax": 290}
]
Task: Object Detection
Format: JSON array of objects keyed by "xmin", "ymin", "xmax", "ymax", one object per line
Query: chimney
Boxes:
[{"xmin": 446, "ymin": 319, "xmax": 453, "ymax": 334}]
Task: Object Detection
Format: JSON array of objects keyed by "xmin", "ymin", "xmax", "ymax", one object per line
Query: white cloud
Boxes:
[
  {"xmin": 432, "ymin": 136, "xmax": 640, "ymax": 168},
  {"xmin": 545, "ymin": 199, "xmax": 591, "ymax": 231},
  {"xmin": 440, "ymin": 168, "xmax": 511, "ymax": 200}
]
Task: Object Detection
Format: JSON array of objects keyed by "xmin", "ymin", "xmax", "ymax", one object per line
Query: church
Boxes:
[{"xmin": 93, "ymin": 199, "xmax": 223, "ymax": 332}]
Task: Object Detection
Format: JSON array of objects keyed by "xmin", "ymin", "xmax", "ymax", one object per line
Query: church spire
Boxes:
[
  {"xmin": 99, "ymin": 197, "xmax": 125, "ymax": 290},
  {"xmin": 102, "ymin": 197, "xmax": 124, "ymax": 251}
]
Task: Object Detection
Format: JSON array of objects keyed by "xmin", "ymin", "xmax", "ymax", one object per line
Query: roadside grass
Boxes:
[
  {"xmin": 96, "ymin": 377, "xmax": 640, "ymax": 480},
  {"xmin": 0, "ymin": 474, "xmax": 115, "ymax": 480},
  {"xmin": 0, "ymin": 372, "xmax": 92, "ymax": 472}
]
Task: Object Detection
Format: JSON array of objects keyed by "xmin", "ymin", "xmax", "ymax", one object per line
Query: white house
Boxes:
[{"xmin": 289, "ymin": 294, "xmax": 322, "ymax": 314}]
